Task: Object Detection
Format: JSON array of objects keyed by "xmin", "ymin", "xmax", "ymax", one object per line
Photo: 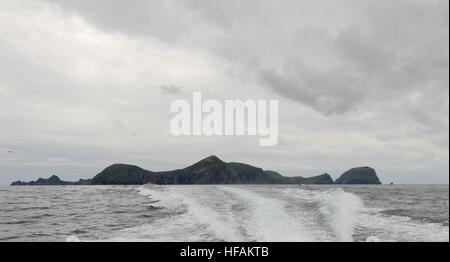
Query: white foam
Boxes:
[
  {"xmin": 280, "ymin": 187, "xmax": 363, "ymax": 241},
  {"xmin": 110, "ymin": 185, "xmax": 245, "ymax": 241},
  {"xmin": 319, "ymin": 188, "xmax": 363, "ymax": 242},
  {"xmin": 280, "ymin": 187, "xmax": 449, "ymax": 242},
  {"xmin": 65, "ymin": 236, "xmax": 80, "ymax": 242},
  {"xmin": 357, "ymin": 207, "xmax": 449, "ymax": 242},
  {"xmin": 366, "ymin": 236, "xmax": 380, "ymax": 242},
  {"xmin": 218, "ymin": 186, "xmax": 316, "ymax": 242},
  {"xmin": 75, "ymin": 185, "xmax": 448, "ymax": 242}
]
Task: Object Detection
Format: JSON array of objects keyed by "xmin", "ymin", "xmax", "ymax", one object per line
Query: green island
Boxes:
[
  {"xmin": 11, "ymin": 155, "xmax": 381, "ymax": 185},
  {"xmin": 11, "ymin": 175, "xmax": 92, "ymax": 186},
  {"xmin": 334, "ymin": 167, "xmax": 381, "ymax": 184}
]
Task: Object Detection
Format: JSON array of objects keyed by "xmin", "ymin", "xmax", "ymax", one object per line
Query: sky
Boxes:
[{"xmin": 0, "ymin": 0, "xmax": 448, "ymax": 185}]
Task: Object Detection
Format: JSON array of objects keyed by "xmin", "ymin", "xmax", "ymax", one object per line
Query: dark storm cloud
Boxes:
[
  {"xmin": 1, "ymin": 0, "xmax": 448, "ymax": 184},
  {"xmin": 259, "ymin": 67, "xmax": 364, "ymax": 115},
  {"xmin": 45, "ymin": 0, "xmax": 449, "ymax": 117}
]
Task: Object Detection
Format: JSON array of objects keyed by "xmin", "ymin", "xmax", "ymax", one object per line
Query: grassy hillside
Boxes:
[
  {"xmin": 335, "ymin": 167, "xmax": 381, "ymax": 184},
  {"xmin": 91, "ymin": 155, "xmax": 334, "ymax": 185}
]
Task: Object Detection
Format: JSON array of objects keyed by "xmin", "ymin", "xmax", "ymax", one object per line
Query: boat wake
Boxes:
[{"xmin": 67, "ymin": 185, "xmax": 449, "ymax": 242}]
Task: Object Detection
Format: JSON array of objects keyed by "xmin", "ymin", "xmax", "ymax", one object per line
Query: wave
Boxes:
[
  {"xmin": 218, "ymin": 186, "xmax": 317, "ymax": 241},
  {"xmin": 104, "ymin": 185, "xmax": 245, "ymax": 241},
  {"xmin": 356, "ymin": 207, "xmax": 449, "ymax": 242},
  {"xmin": 280, "ymin": 187, "xmax": 449, "ymax": 242},
  {"xmin": 104, "ymin": 185, "xmax": 319, "ymax": 241},
  {"xmin": 279, "ymin": 187, "xmax": 363, "ymax": 241},
  {"xmin": 69, "ymin": 185, "xmax": 448, "ymax": 242},
  {"xmin": 319, "ymin": 188, "xmax": 363, "ymax": 241}
]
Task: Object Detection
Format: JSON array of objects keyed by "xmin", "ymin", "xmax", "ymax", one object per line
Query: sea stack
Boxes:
[{"xmin": 335, "ymin": 167, "xmax": 381, "ymax": 184}]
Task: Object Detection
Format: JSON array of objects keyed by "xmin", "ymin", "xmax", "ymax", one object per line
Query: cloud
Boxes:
[
  {"xmin": 259, "ymin": 67, "xmax": 364, "ymax": 115},
  {"xmin": 0, "ymin": 0, "xmax": 448, "ymax": 184},
  {"xmin": 45, "ymin": 0, "xmax": 199, "ymax": 43},
  {"xmin": 159, "ymin": 84, "xmax": 182, "ymax": 95},
  {"xmin": 44, "ymin": 0, "xmax": 449, "ymax": 116}
]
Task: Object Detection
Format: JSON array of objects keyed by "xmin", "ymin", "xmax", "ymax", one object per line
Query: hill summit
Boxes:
[
  {"xmin": 12, "ymin": 155, "xmax": 382, "ymax": 185},
  {"xmin": 335, "ymin": 167, "xmax": 381, "ymax": 184},
  {"xmin": 91, "ymin": 155, "xmax": 334, "ymax": 185}
]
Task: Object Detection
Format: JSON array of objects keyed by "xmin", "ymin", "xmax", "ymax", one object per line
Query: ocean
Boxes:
[{"xmin": 0, "ymin": 184, "xmax": 448, "ymax": 242}]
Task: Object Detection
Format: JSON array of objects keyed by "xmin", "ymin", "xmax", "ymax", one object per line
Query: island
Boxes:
[
  {"xmin": 334, "ymin": 167, "xmax": 381, "ymax": 184},
  {"xmin": 90, "ymin": 155, "xmax": 334, "ymax": 185},
  {"xmin": 11, "ymin": 155, "xmax": 382, "ymax": 185},
  {"xmin": 11, "ymin": 175, "xmax": 92, "ymax": 186}
]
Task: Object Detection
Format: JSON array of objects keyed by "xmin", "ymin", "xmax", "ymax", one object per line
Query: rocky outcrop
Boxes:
[
  {"xmin": 335, "ymin": 167, "xmax": 381, "ymax": 184},
  {"xmin": 11, "ymin": 175, "xmax": 92, "ymax": 186},
  {"xmin": 91, "ymin": 155, "xmax": 334, "ymax": 185}
]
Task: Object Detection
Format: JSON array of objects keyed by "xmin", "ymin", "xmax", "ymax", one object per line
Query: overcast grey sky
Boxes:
[{"xmin": 0, "ymin": 0, "xmax": 448, "ymax": 185}]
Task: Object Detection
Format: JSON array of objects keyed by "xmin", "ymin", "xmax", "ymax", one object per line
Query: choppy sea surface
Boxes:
[{"xmin": 0, "ymin": 184, "xmax": 448, "ymax": 242}]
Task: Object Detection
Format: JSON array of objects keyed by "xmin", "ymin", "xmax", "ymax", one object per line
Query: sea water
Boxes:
[{"xmin": 0, "ymin": 185, "xmax": 448, "ymax": 242}]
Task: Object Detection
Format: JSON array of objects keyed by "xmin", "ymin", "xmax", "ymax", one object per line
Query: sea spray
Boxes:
[
  {"xmin": 137, "ymin": 185, "xmax": 244, "ymax": 241},
  {"xmin": 355, "ymin": 206, "xmax": 450, "ymax": 242},
  {"xmin": 278, "ymin": 187, "xmax": 364, "ymax": 241},
  {"xmin": 65, "ymin": 236, "xmax": 80, "ymax": 242},
  {"xmin": 319, "ymin": 188, "xmax": 363, "ymax": 242},
  {"xmin": 219, "ymin": 186, "xmax": 316, "ymax": 242},
  {"xmin": 2, "ymin": 185, "xmax": 447, "ymax": 242}
]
